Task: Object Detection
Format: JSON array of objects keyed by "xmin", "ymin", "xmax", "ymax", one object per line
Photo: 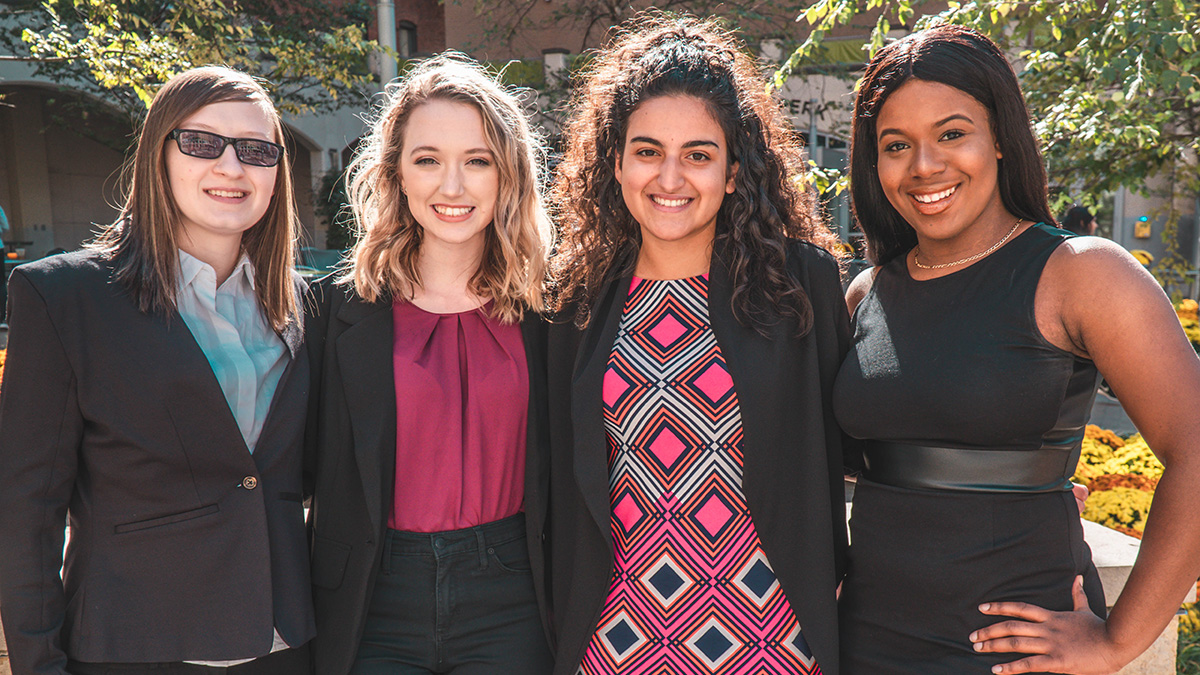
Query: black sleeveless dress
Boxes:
[{"xmin": 832, "ymin": 223, "xmax": 1106, "ymax": 674}]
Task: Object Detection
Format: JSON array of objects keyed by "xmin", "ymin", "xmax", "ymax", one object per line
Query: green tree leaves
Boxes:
[{"xmin": 4, "ymin": 0, "xmax": 380, "ymax": 117}]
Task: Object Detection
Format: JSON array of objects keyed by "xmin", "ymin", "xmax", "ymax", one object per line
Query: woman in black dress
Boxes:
[{"xmin": 833, "ymin": 25, "xmax": 1200, "ymax": 674}]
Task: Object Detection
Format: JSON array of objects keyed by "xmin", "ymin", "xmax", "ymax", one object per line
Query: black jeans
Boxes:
[
  {"xmin": 351, "ymin": 513, "xmax": 553, "ymax": 675},
  {"xmin": 67, "ymin": 642, "xmax": 310, "ymax": 675}
]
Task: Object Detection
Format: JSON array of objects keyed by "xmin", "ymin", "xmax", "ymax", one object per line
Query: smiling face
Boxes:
[
  {"xmin": 875, "ymin": 79, "xmax": 1012, "ymax": 248},
  {"xmin": 615, "ymin": 95, "xmax": 737, "ymax": 278},
  {"xmin": 398, "ymin": 99, "xmax": 499, "ymax": 257},
  {"xmin": 166, "ymin": 100, "xmax": 278, "ymax": 253}
]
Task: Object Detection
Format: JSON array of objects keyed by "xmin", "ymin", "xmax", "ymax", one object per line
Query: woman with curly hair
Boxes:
[
  {"xmin": 304, "ymin": 54, "xmax": 554, "ymax": 675},
  {"xmin": 537, "ymin": 13, "xmax": 853, "ymax": 675},
  {"xmin": 833, "ymin": 24, "xmax": 1200, "ymax": 674}
]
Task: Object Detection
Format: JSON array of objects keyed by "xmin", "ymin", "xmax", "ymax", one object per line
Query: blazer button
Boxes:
[{"xmin": 242, "ymin": 476, "xmax": 258, "ymax": 490}]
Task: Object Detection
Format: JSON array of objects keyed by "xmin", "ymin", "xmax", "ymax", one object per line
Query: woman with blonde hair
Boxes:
[
  {"xmin": 0, "ymin": 65, "xmax": 313, "ymax": 674},
  {"xmin": 304, "ymin": 53, "xmax": 554, "ymax": 675}
]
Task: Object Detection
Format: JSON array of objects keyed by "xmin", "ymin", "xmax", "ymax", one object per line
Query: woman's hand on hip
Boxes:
[{"xmin": 970, "ymin": 576, "xmax": 1133, "ymax": 675}]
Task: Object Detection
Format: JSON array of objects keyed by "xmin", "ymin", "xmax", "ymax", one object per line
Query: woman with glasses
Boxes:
[
  {"xmin": 303, "ymin": 54, "xmax": 553, "ymax": 675},
  {"xmin": 0, "ymin": 66, "xmax": 313, "ymax": 675}
]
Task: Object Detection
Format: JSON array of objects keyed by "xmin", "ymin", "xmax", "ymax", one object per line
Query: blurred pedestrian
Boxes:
[{"xmin": 1061, "ymin": 205, "xmax": 1098, "ymax": 235}]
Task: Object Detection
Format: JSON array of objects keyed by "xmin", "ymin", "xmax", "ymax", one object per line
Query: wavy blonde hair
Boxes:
[{"xmin": 342, "ymin": 53, "xmax": 550, "ymax": 322}]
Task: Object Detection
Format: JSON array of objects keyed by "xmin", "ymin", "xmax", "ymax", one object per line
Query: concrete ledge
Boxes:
[{"xmin": 1085, "ymin": 519, "xmax": 1145, "ymax": 606}]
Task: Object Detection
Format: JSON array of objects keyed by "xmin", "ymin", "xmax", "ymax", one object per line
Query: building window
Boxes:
[{"xmin": 398, "ymin": 21, "xmax": 417, "ymax": 58}]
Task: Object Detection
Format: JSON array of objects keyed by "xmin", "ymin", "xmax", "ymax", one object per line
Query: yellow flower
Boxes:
[
  {"xmin": 1084, "ymin": 424, "xmax": 1125, "ymax": 448},
  {"xmin": 1178, "ymin": 298, "xmax": 1199, "ymax": 322},
  {"xmin": 1182, "ymin": 601, "xmax": 1200, "ymax": 635},
  {"xmin": 1073, "ymin": 434, "xmax": 1164, "ymax": 484},
  {"xmin": 1080, "ymin": 487, "xmax": 1153, "ymax": 534}
]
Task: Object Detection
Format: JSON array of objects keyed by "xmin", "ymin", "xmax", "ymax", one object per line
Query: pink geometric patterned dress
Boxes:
[{"xmin": 579, "ymin": 276, "xmax": 822, "ymax": 675}]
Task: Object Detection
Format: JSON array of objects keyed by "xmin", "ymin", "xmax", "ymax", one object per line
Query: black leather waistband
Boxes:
[{"xmin": 861, "ymin": 441, "xmax": 1073, "ymax": 493}]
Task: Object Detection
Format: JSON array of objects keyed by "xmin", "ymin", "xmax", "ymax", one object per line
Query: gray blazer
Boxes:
[{"xmin": 0, "ymin": 250, "xmax": 315, "ymax": 674}]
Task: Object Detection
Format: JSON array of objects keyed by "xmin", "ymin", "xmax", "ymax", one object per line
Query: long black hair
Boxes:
[
  {"xmin": 849, "ymin": 24, "xmax": 1056, "ymax": 265},
  {"xmin": 549, "ymin": 11, "xmax": 837, "ymax": 335}
]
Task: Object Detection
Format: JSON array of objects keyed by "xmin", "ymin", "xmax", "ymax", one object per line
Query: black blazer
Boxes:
[
  {"xmin": 535, "ymin": 240, "xmax": 852, "ymax": 675},
  {"xmin": 0, "ymin": 251, "xmax": 315, "ymax": 675},
  {"xmin": 303, "ymin": 279, "xmax": 550, "ymax": 675}
]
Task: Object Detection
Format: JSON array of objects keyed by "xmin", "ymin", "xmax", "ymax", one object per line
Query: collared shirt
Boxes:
[
  {"xmin": 175, "ymin": 250, "xmax": 290, "ymax": 666},
  {"xmin": 176, "ymin": 250, "xmax": 287, "ymax": 453}
]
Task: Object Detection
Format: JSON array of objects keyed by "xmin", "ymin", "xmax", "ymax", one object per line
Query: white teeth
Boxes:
[
  {"xmin": 652, "ymin": 196, "xmax": 690, "ymax": 207},
  {"xmin": 207, "ymin": 189, "xmax": 246, "ymax": 198},
  {"xmin": 913, "ymin": 186, "xmax": 956, "ymax": 203},
  {"xmin": 434, "ymin": 205, "xmax": 473, "ymax": 217}
]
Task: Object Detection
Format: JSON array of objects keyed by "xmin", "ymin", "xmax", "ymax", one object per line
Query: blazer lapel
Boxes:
[
  {"xmin": 168, "ymin": 310, "xmax": 255, "ymax": 463},
  {"xmin": 522, "ymin": 316, "xmax": 548, "ymax": 535},
  {"xmin": 335, "ymin": 296, "xmax": 397, "ymax": 532},
  {"xmin": 708, "ymin": 249, "xmax": 835, "ymax": 601},
  {"xmin": 253, "ymin": 311, "xmax": 306, "ymax": 467},
  {"xmin": 706, "ymin": 253, "xmax": 794, "ymax": 491},
  {"xmin": 279, "ymin": 311, "xmax": 303, "ymax": 359},
  {"xmin": 571, "ymin": 275, "xmax": 630, "ymax": 546}
]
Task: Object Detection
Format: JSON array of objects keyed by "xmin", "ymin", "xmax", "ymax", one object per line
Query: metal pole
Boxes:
[
  {"xmin": 1193, "ymin": 196, "xmax": 1200, "ymax": 298},
  {"xmin": 1113, "ymin": 187, "xmax": 1127, "ymax": 249},
  {"xmin": 377, "ymin": 0, "xmax": 397, "ymax": 87},
  {"xmin": 807, "ymin": 98, "xmax": 819, "ymax": 163}
]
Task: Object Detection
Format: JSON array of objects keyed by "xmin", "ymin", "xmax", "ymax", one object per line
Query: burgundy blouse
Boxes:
[{"xmin": 389, "ymin": 300, "xmax": 528, "ymax": 532}]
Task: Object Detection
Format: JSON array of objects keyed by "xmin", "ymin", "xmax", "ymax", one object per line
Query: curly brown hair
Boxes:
[{"xmin": 548, "ymin": 11, "xmax": 838, "ymax": 334}]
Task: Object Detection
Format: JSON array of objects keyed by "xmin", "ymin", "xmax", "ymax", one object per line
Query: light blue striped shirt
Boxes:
[
  {"xmin": 176, "ymin": 250, "xmax": 291, "ymax": 665},
  {"xmin": 176, "ymin": 250, "xmax": 287, "ymax": 453}
]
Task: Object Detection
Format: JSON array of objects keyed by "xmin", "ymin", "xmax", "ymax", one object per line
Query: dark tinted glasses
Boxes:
[{"xmin": 168, "ymin": 129, "xmax": 284, "ymax": 167}]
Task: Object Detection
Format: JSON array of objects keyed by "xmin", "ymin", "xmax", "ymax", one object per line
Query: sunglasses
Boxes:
[{"xmin": 168, "ymin": 129, "xmax": 284, "ymax": 168}]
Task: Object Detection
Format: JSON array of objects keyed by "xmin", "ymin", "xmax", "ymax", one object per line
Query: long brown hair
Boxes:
[
  {"xmin": 90, "ymin": 65, "xmax": 299, "ymax": 330},
  {"xmin": 341, "ymin": 53, "xmax": 550, "ymax": 323},
  {"xmin": 548, "ymin": 12, "xmax": 837, "ymax": 335},
  {"xmin": 850, "ymin": 24, "xmax": 1056, "ymax": 265}
]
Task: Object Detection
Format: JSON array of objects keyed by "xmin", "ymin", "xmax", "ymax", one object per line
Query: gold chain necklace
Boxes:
[{"xmin": 913, "ymin": 218, "xmax": 1023, "ymax": 270}]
